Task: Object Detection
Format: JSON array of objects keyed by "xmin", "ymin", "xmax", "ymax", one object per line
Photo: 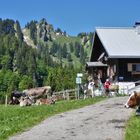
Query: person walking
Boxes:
[{"xmin": 104, "ymin": 79, "xmax": 110, "ymax": 97}]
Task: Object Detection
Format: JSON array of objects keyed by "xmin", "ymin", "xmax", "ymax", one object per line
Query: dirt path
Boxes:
[{"xmin": 9, "ymin": 96, "xmax": 133, "ymax": 140}]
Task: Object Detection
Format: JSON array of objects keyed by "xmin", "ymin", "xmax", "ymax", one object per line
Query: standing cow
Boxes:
[{"xmin": 23, "ymin": 86, "xmax": 51, "ymax": 98}]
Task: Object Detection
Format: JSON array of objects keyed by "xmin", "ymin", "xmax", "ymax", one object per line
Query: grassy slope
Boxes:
[
  {"xmin": 55, "ymin": 35, "xmax": 80, "ymax": 45},
  {"xmin": 22, "ymin": 27, "xmax": 92, "ymax": 68},
  {"xmin": 23, "ymin": 28, "xmax": 83, "ymax": 68},
  {"xmin": 125, "ymin": 112, "xmax": 140, "ymax": 140},
  {"xmin": 0, "ymin": 97, "xmax": 105, "ymax": 140},
  {"xmin": 49, "ymin": 33, "xmax": 83, "ymax": 68},
  {"xmin": 53, "ymin": 34, "xmax": 91, "ymax": 68}
]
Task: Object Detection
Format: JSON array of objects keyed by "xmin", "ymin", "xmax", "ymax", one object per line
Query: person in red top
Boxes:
[{"xmin": 104, "ymin": 79, "xmax": 110, "ymax": 96}]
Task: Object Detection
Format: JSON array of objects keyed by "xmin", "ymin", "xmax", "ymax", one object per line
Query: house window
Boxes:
[
  {"xmin": 132, "ymin": 64, "xmax": 140, "ymax": 72},
  {"xmin": 129, "ymin": 63, "xmax": 140, "ymax": 75}
]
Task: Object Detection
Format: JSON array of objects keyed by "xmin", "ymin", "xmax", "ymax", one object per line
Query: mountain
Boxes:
[
  {"xmin": 22, "ymin": 18, "xmax": 93, "ymax": 68},
  {"xmin": 0, "ymin": 18, "xmax": 93, "ymax": 95}
]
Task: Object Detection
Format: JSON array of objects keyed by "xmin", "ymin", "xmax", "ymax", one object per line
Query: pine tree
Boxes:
[
  {"xmin": 15, "ymin": 20, "xmax": 23, "ymax": 43},
  {"xmin": 67, "ymin": 53, "xmax": 72, "ymax": 62},
  {"xmin": 62, "ymin": 43, "xmax": 67, "ymax": 58},
  {"xmin": 69, "ymin": 42, "xmax": 74, "ymax": 53},
  {"xmin": 74, "ymin": 42, "xmax": 81, "ymax": 58},
  {"xmin": 50, "ymin": 42, "xmax": 58, "ymax": 56}
]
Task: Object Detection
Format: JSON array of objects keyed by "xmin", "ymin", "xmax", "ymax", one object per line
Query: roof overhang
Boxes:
[
  {"xmin": 86, "ymin": 62, "xmax": 108, "ymax": 67},
  {"xmin": 108, "ymin": 55, "xmax": 140, "ymax": 58}
]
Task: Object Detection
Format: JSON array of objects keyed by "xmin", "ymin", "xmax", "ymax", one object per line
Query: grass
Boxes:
[
  {"xmin": 0, "ymin": 96, "xmax": 105, "ymax": 140},
  {"xmin": 47, "ymin": 34, "xmax": 83, "ymax": 68},
  {"xmin": 54, "ymin": 34, "xmax": 80, "ymax": 45},
  {"xmin": 125, "ymin": 112, "xmax": 140, "ymax": 140}
]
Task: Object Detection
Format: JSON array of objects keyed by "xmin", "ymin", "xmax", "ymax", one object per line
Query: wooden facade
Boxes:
[{"xmin": 86, "ymin": 32, "xmax": 140, "ymax": 82}]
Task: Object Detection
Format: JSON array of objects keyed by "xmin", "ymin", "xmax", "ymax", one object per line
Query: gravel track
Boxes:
[{"xmin": 9, "ymin": 96, "xmax": 132, "ymax": 140}]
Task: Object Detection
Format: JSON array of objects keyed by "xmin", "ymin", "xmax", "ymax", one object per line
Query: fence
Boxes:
[
  {"xmin": 52, "ymin": 87, "xmax": 105, "ymax": 101},
  {"xmin": 53, "ymin": 89, "xmax": 78, "ymax": 101},
  {"xmin": 127, "ymin": 80, "xmax": 140, "ymax": 93},
  {"xmin": 117, "ymin": 80, "xmax": 140, "ymax": 94}
]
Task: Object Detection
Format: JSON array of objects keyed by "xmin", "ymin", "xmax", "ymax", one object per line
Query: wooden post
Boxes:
[
  {"xmin": 66, "ymin": 90, "xmax": 69, "ymax": 101},
  {"xmin": 77, "ymin": 84, "xmax": 80, "ymax": 99},
  {"xmin": 5, "ymin": 94, "xmax": 8, "ymax": 107},
  {"xmin": 75, "ymin": 89, "xmax": 77, "ymax": 100},
  {"xmin": 63, "ymin": 91, "xmax": 66, "ymax": 100}
]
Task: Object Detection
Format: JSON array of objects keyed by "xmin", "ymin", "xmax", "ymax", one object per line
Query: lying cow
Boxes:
[
  {"xmin": 9, "ymin": 96, "xmax": 20, "ymax": 105},
  {"xmin": 19, "ymin": 96, "xmax": 33, "ymax": 107},
  {"xmin": 35, "ymin": 98, "xmax": 55, "ymax": 105},
  {"xmin": 9, "ymin": 90, "xmax": 26, "ymax": 105},
  {"xmin": 124, "ymin": 91, "xmax": 140, "ymax": 115}
]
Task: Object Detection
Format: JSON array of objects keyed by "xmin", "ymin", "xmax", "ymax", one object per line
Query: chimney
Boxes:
[{"xmin": 135, "ymin": 22, "xmax": 140, "ymax": 34}]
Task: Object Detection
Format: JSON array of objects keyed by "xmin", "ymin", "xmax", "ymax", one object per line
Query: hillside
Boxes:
[
  {"xmin": 22, "ymin": 18, "xmax": 93, "ymax": 68},
  {"xmin": 0, "ymin": 18, "xmax": 93, "ymax": 96}
]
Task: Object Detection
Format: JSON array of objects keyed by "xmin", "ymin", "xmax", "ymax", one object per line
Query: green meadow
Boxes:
[
  {"xmin": 0, "ymin": 97, "xmax": 105, "ymax": 140},
  {"xmin": 125, "ymin": 112, "xmax": 140, "ymax": 140}
]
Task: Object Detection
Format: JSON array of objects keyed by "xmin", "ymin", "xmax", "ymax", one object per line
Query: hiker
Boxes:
[{"xmin": 104, "ymin": 79, "xmax": 110, "ymax": 96}]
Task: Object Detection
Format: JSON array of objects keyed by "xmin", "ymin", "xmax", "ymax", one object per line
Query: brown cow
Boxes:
[
  {"xmin": 124, "ymin": 91, "xmax": 140, "ymax": 108},
  {"xmin": 35, "ymin": 98, "xmax": 55, "ymax": 105}
]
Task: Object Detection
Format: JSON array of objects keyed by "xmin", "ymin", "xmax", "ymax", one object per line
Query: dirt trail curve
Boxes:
[{"xmin": 9, "ymin": 96, "xmax": 133, "ymax": 140}]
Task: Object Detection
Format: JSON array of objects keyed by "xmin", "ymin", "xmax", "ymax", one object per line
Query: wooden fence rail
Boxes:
[{"xmin": 53, "ymin": 89, "xmax": 78, "ymax": 100}]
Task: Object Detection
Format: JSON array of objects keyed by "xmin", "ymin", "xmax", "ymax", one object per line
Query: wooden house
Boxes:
[{"xmin": 86, "ymin": 22, "xmax": 140, "ymax": 82}]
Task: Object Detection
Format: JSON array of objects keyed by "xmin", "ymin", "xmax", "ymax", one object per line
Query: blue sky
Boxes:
[{"xmin": 0, "ymin": 0, "xmax": 140, "ymax": 36}]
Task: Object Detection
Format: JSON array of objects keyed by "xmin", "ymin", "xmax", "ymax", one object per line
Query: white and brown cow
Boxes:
[
  {"xmin": 23, "ymin": 86, "xmax": 51, "ymax": 99},
  {"xmin": 124, "ymin": 91, "xmax": 140, "ymax": 108},
  {"xmin": 19, "ymin": 96, "xmax": 33, "ymax": 107}
]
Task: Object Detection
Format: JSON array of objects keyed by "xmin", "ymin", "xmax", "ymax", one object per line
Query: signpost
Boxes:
[
  {"xmin": 76, "ymin": 77, "xmax": 81, "ymax": 84},
  {"xmin": 76, "ymin": 73, "xmax": 83, "ymax": 99},
  {"xmin": 77, "ymin": 73, "xmax": 83, "ymax": 77}
]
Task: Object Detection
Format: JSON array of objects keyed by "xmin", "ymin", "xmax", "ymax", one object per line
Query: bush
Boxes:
[{"xmin": 0, "ymin": 92, "xmax": 6, "ymax": 104}]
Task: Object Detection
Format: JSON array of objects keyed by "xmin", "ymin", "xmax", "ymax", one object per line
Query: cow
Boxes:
[
  {"xmin": 80, "ymin": 79, "xmax": 104, "ymax": 99},
  {"xmin": 35, "ymin": 98, "xmax": 55, "ymax": 105},
  {"xmin": 19, "ymin": 96, "xmax": 33, "ymax": 107},
  {"xmin": 88, "ymin": 80, "xmax": 95, "ymax": 98},
  {"xmin": 79, "ymin": 83, "xmax": 88, "ymax": 99},
  {"xmin": 124, "ymin": 91, "xmax": 140, "ymax": 115},
  {"xmin": 9, "ymin": 90, "xmax": 26, "ymax": 105},
  {"xmin": 9, "ymin": 96, "xmax": 20, "ymax": 105},
  {"xmin": 124, "ymin": 91, "xmax": 140, "ymax": 108},
  {"xmin": 80, "ymin": 81, "xmax": 95, "ymax": 99},
  {"xmin": 23, "ymin": 86, "xmax": 51, "ymax": 99}
]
